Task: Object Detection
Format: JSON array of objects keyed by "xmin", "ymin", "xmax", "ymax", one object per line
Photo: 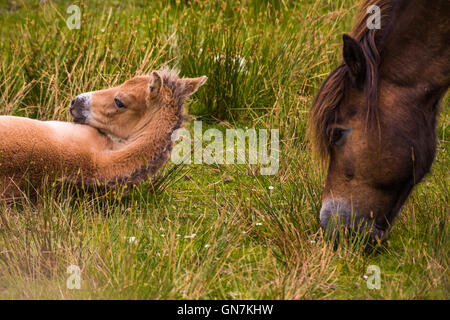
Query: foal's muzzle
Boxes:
[{"xmin": 70, "ymin": 93, "xmax": 92, "ymax": 124}]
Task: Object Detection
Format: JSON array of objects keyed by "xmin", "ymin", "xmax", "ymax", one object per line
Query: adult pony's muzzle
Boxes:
[
  {"xmin": 319, "ymin": 198, "xmax": 352, "ymax": 233},
  {"xmin": 319, "ymin": 198, "xmax": 386, "ymax": 241}
]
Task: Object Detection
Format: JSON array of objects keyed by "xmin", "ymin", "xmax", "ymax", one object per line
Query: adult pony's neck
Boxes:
[
  {"xmin": 378, "ymin": 0, "xmax": 449, "ymax": 173},
  {"xmin": 309, "ymin": 0, "xmax": 450, "ymax": 161},
  {"xmin": 353, "ymin": 0, "xmax": 450, "ymax": 226},
  {"xmin": 378, "ymin": 0, "xmax": 450, "ymax": 90},
  {"xmin": 351, "ymin": 0, "xmax": 450, "ymax": 97}
]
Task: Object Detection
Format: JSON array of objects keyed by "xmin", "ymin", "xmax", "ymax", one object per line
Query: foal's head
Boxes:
[{"xmin": 70, "ymin": 69, "xmax": 207, "ymax": 139}]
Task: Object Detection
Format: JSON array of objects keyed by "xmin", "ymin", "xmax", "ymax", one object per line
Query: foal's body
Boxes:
[
  {"xmin": 0, "ymin": 69, "xmax": 206, "ymax": 199},
  {"xmin": 0, "ymin": 117, "xmax": 105, "ymax": 195}
]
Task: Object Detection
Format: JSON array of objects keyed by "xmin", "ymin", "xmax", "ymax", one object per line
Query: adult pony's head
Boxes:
[
  {"xmin": 70, "ymin": 69, "xmax": 207, "ymax": 139},
  {"xmin": 309, "ymin": 0, "xmax": 449, "ymax": 240}
]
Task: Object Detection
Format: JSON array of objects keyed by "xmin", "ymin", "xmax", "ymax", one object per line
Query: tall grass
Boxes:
[{"xmin": 0, "ymin": 0, "xmax": 448, "ymax": 299}]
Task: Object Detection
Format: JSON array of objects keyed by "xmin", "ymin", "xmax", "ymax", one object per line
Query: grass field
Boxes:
[{"xmin": 0, "ymin": 0, "xmax": 448, "ymax": 299}]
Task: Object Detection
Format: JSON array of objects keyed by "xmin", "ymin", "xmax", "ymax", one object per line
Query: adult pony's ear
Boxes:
[
  {"xmin": 177, "ymin": 76, "xmax": 207, "ymax": 98},
  {"xmin": 343, "ymin": 34, "xmax": 366, "ymax": 90},
  {"xmin": 149, "ymin": 71, "xmax": 162, "ymax": 98}
]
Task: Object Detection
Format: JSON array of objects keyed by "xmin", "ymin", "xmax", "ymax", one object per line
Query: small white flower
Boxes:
[
  {"xmin": 234, "ymin": 55, "xmax": 247, "ymax": 73},
  {"xmin": 256, "ymin": 222, "xmax": 263, "ymax": 226},
  {"xmin": 213, "ymin": 54, "xmax": 247, "ymax": 73},
  {"xmin": 204, "ymin": 244, "xmax": 211, "ymax": 248},
  {"xmin": 213, "ymin": 54, "xmax": 224, "ymax": 63},
  {"xmin": 310, "ymin": 240, "xmax": 316, "ymax": 244},
  {"xmin": 176, "ymin": 234, "xmax": 181, "ymax": 237},
  {"xmin": 128, "ymin": 237, "xmax": 137, "ymax": 244},
  {"xmin": 363, "ymin": 275, "xmax": 368, "ymax": 280},
  {"xmin": 268, "ymin": 186, "xmax": 274, "ymax": 190},
  {"xmin": 161, "ymin": 234, "xmax": 165, "ymax": 237},
  {"xmin": 184, "ymin": 233, "xmax": 197, "ymax": 239}
]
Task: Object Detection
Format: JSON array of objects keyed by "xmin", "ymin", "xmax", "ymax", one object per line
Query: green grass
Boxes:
[{"xmin": 0, "ymin": 0, "xmax": 448, "ymax": 299}]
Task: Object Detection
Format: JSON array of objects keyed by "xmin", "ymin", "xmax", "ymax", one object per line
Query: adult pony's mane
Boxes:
[{"xmin": 308, "ymin": 0, "xmax": 401, "ymax": 161}]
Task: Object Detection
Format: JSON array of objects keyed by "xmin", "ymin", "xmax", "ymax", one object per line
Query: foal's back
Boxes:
[{"xmin": 0, "ymin": 116, "xmax": 110, "ymax": 194}]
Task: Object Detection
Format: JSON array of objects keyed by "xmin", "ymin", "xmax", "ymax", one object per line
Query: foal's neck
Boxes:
[{"xmin": 97, "ymin": 101, "xmax": 182, "ymax": 184}]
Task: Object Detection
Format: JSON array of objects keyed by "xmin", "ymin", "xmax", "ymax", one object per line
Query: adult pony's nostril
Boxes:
[
  {"xmin": 320, "ymin": 210, "xmax": 331, "ymax": 230},
  {"xmin": 70, "ymin": 99, "xmax": 77, "ymax": 109},
  {"xmin": 319, "ymin": 198, "xmax": 352, "ymax": 230}
]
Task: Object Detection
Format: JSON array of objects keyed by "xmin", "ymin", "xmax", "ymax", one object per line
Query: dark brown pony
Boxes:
[{"xmin": 309, "ymin": 0, "xmax": 450, "ymax": 240}]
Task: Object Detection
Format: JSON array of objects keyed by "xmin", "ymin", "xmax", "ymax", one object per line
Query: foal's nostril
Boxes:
[{"xmin": 69, "ymin": 97, "xmax": 85, "ymax": 121}]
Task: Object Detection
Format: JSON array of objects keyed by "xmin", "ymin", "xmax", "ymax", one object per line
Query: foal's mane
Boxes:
[
  {"xmin": 158, "ymin": 67, "xmax": 193, "ymax": 111},
  {"xmin": 158, "ymin": 67, "xmax": 183, "ymax": 106},
  {"xmin": 309, "ymin": 0, "xmax": 400, "ymax": 161}
]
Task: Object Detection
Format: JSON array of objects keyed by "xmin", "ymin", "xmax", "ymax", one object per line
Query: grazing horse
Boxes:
[
  {"xmin": 309, "ymin": 0, "xmax": 450, "ymax": 240},
  {"xmin": 0, "ymin": 68, "xmax": 206, "ymax": 200}
]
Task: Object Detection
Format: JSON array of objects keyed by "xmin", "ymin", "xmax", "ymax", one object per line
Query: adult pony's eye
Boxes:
[
  {"xmin": 329, "ymin": 128, "xmax": 349, "ymax": 146},
  {"xmin": 114, "ymin": 97, "xmax": 126, "ymax": 109}
]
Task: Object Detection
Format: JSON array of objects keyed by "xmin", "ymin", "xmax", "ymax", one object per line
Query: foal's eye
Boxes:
[
  {"xmin": 329, "ymin": 128, "xmax": 348, "ymax": 146},
  {"xmin": 114, "ymin": 97, "xmax": 126, "ymax": 109}
]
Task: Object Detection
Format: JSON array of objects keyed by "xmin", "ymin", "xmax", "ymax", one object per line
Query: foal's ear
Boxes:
[
  {"xmin": 178, "ymin": 76, "xmax": 208, "ymax": 98},
  {"xmin": 149, "ymin": 71, "xmax": 162, "ymax": 98},
  {"xmin": 343, "ymin": 34, "xmax": 366, "ymax": 89}
]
